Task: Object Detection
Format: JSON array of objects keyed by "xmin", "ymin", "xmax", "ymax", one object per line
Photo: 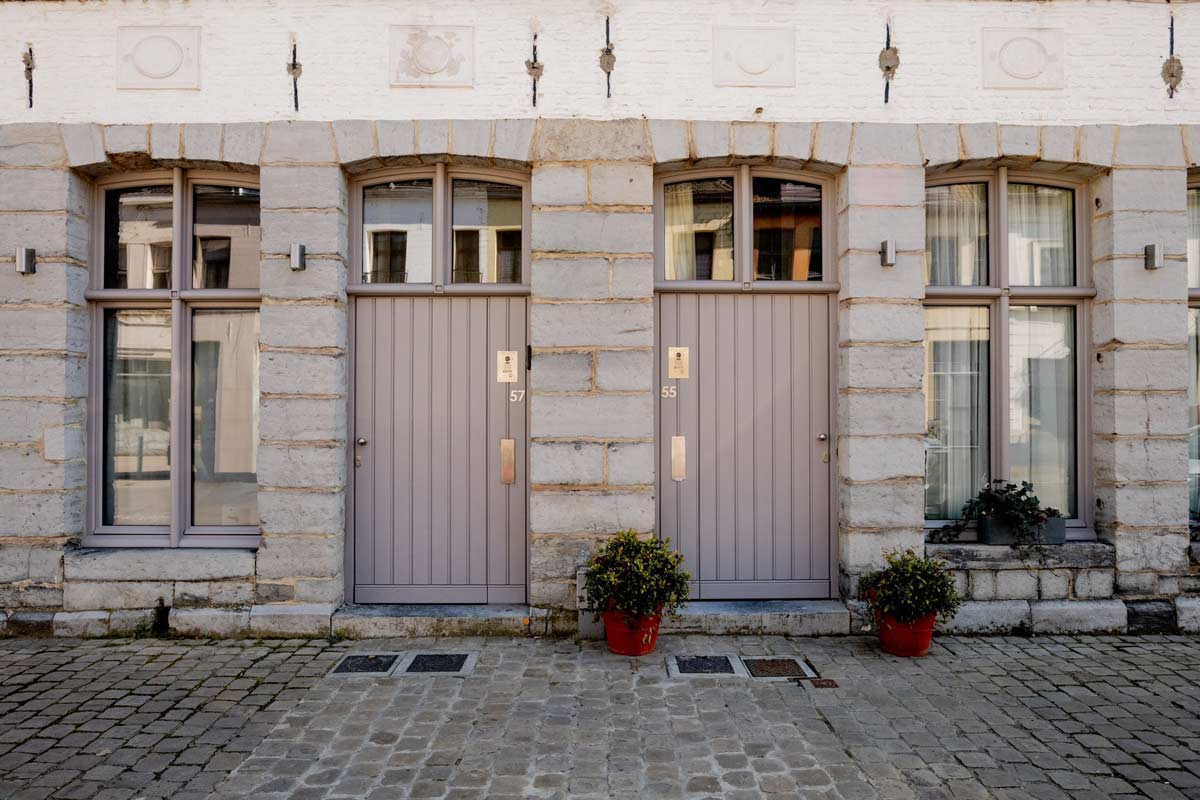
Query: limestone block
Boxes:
[
  {"xmin": 1074, "ymin": 568, "xmax": 1115, "ymax": 599},
  {"xmin": 691, "ymin": 122, "xmax": 729, "ymax": 160},
  {"xmin": 0, "ymin": 544, "xmax": 62, "ymax": 583},
  {"xmin": 149, "ymin": 123, "xmax": 180, "ymax": 160},
  {"xmin": 0, "ymin": 398, "xmax": 82, "ymax": 443},
  {"xmin": 648, "ymin": 119, "xmax": 689, "ymax": 163},
  {"xmin": 842, "ymin": 166, "xmax": 924, "ymax": 207},
  {"xmin": 838, "ymin": 437, "xmax": 923, "ymax": 482},
  {"xmin": 1116, "ymin": 571, "xmax": 1157, "ymax": 595},
  {"xmin": 63, "ymin": 580, "xmax": 173, "ymax": 610},
  {"xmin": 839, "ymin": 529, "xmax": 924, "ymax": 572},
  {"xmin": 416, "ymin": 119, "xmax": 450, "ymax": 154},
  {"xmin": 529, "ymin": 578, "xmax": 576, "ymax": 609},
  {"xmin": 248, "ymin": 603, "xmax": 334, "ymax": 637},
  {"xmin": 1097, "ymin": 484, "xmax": 1188, "ymax": 529},
  {"xmin": 530, "ymin": 441, "xmax": 604, "ymax": 485},
  {"xmin": 775, "ymin": 123, "xmax": 813, "ymax": 162},
  {"xmin": 0, "ymin": 212, "xmax": 88, "ymax": 261},
  {"xmin": 260, "ymin": 396, "xmax": 346, "ymax": 442},
  {"xmin": 1092, "ymin": 256, "xmax": 1189, "ymax": 302},
  {"xmin": 170, "ymin": 607, "xmax": 250, "ymax": 637},
  {"xmin": 531, "ymin": 393, "xmax": 653, "ymax": 439},
  {"xmin": 259, "ymin": 209, "xmax": 348, "ymax": 256},
  {"xmin": 53, "ymin": 610, "xmax": 109, "ymax": 637},
  {"xmin": 532, "ymin": 165, "xmax": 587, "ymax": 205},
  {"xmin": 0, "ymin": 168, "xmax": 80, "ymax": 213},
  {"xmin": 182, "ymin": 123, "xmax": 222, "ymax": 161},
  {"xmin": 531, "ymin": 351, "xmax": 593, "ymax": 392},
  {"xmin": 256, "ymin": 535, "xmax": 340, "ymax": 579},
  {"xmin": 606, "ymin": 441, "xmax": 654, "ymax": 485},
  {"xmin": 999, "ymin": 125, "xmax": 1039, "ymax": 158},
  {"xmin": 258, "ymin": 444, "xmax": 345, "ymax": 489},
  {"xmin": 839, "ymin": 391, "xmax": 924, "ymax": 437},
  {"xmin": 589, "ymin": 164, "xmax": 653, "ymax": 206},
  {"xmin": 532, "ymin": 258, "xmax": 609, "ymax": 300},
  {"xmin": 838, "ymin": 482, "xmax": 923, "ymax": 529},
  {"xmin": 377, "ymin": 120, "xmax": 415, "ymax": 157},
  {"xmin": 917, "ymin": 124, "xmax": 959, "ymax": 167},
  {"xmin": 970, "ymin": 570, "xmax": 996, "ymax": 601},
  {"xmin": 102, "ymin": 124, "xmax": 149, "ymax": 156},
  {"xmin": 66, "ymin": 547, "xmax": 254, "ymax": 581},
  {"xmin": 1093, "ymin": 348, "xmax": 1186, "ymax": 393},
  {"xmin": 0, "ymin": 124, "xmax": 65, "ymax": 167},
  {"xmin": 223, "ymin": 122, "xmax": 265, "ymax": 165},
  {"xmin": 1031, "ymin": 600, "xmax": 1127, "ymax": 633},
  {"xmin": 263, "ymin": 121, "xmax": 336, "ymax": 163},
  {"xmin": 109, "ymin": 609, "xmax": 154, "ymax": 635},
  {"xmin": 529, "ymin": 491, "xmax": 654, "ymax": 534},
  {"xmin": 531, "ymin": 302, "xmax": 652, "ymax": 348},
  {"xmin": 1081, "ymin": 125, "xmax": 1117, "ymax": 166},
  {"xmin": 261, "ymin": 165, "xmax": 348, "ymax": 210},
  {"xmin": 839, "ymin": 300, "xmax": 922, "ymax": 344},
  {"xmin": 450, "ymin": 119, "xmax": 490, "ymax": 158},
  {"xmin": 1099, "ymin": 168, "xmax": 1187, "ymax": 213},
  {"xmin": 995, "ymin": 569, "xmax": 1038, "ymax": 600},
  {"xmin": 1114, "ymin": 125, "xmax": 1185, "ymax": 167},
  {"xmin": 0, "ymin": 354, "xmax": 85, "ymax": 399},
  {"xmin": 0, "ymin": 446, "xmax": 83, "ymax": 490},
  {"xmin": 1038, "ymin": 569, "xmax": 1071, "ymax": 600},
  {"xmin": 493, "ymin": 119, "xmax": 535, "ymax": 162},
  {"xmin": 836, "ymin": 253, "xmax": 924, "ymax": 300},
  {"xmin": 849, "ymin": 123, "xmax": 921, "ymax": 166},
  {"xmin": 0, "ymin": 306, "xmax": 87, "ymax": 353},
  {"xmin": 0, "ymin": 491, "xmax": 83, "ymax": 537},
  {"xmin": 812, "ymin": 122, "xmax": 851, "ymax": 165},
  {"xmin": 41, "ymin": 425, "xmax": 81, "ymax": 462},
  {"xmin": 260, "ymin": 350, "xmax": 346, "ymax": 396},
  {"xmin": 959, "ymin": 123, "xmax": 998, "ymax": 162},
  {"xmin": 610, "ymin": 258, "xmax": 654, "ymax": 299},
  {"xmin": 294, "ymin": 578, "xmax": 343, "ymax": 604},
  {"xmin": 259, "ymin": 489, "xmax": 344, "ymax": 535},
  {"xmin": 261, "ymin": 258, "xmax": 347, "ymax": 301},
  {"xmin": 1040, "ymin": 126, "xmax": 1078, "ymax": 163},
  {"xmin": 260, "ymin": 303, "xmax": 347, "ymax": 350},
  {"xmin": 1176, "ymin": 596, "xmax": 1200, "ymax": 633},
  {"xmin": 7, "ymin": 610, "xmax": 54, "ymax": 635},
  {"xmin": 943, "ymin": 601, "xmax": 1030, "ymax": 634},
  {"xmin": 840, "ymin": 344, "xmax": 924, "ymax": 390},
  {"xmin": 842, "ymin": 206, "xmax": 924, "ymax": 252},
  {"xmin": 731, "ymin": 122, "xmax": 771, "ymax": 157},
  {"xmin": 61, "ymin": 124, "xmax": 105, "ymax": 167},
  {"xmin": 531, "ymin": 210, "xmax": 652, "ymax": 254},
  {"xmin": 331, "ymin": 119, "xmax": 376, "ymax": 164},
  {"xmin": 534, "ymin": 119, "xmax": 649, "ymax": 162},
  {"xmin": 530, "ymin": 534, "xmax": 606, "ymax": 579},
  {"xmin": 1114, "ymin": 530, "xmax": 1190, "ymax": 573},
  {"xmin": 595, "ymin": 350, "xmax": 652, "ymax": 392},
  {"xmin": 1094, "ymin": 436, "xmax": 1187, "ymax": 484},
  {"xmin": 174, "ymin": 580, "xmax": 254, "ymax": 607}
]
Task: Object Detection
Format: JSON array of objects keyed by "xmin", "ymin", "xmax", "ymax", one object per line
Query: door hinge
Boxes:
[{"xmin": 526, "ymin": 344, "xmax": 532, "ymax": 370}]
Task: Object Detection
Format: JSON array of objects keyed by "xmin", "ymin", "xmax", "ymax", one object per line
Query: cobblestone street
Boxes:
[{"xmin": 0, "ymin": 635, "xmax": 1198, "ymax": 800}]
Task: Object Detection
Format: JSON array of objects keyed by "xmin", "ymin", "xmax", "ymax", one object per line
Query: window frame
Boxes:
[
  {"xmin": 1188, "ymin": 178, "xmax": 1200, "ymax": 532},
  {"xmin": 924, "ymin": 167, "xmax": 1094, "ymax": 538},
  {"xmin": 84, "ymin": 168, "xmax": 262, "ymax": 548},
  {"xmin": 347, "ymin": 164, "xmax": 531, "ymax": 296},
  {"xmin": 654, "ymin": 165, "xmax": 837, "ymax": 292}
]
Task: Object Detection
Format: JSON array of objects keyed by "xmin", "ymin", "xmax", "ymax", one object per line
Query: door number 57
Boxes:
[
  {"xmin": 660, "ymin": 385, "xmax": 677, "ymax": 398},
  {"xmin": 509, "ymin": 390, "xmax": 525, "ymax": 402}
]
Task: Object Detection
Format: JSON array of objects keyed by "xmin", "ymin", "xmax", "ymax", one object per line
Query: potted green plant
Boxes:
[
  {"xmin": 582, "ymin": 530, "xmax": 691, "ymax": 656},
  {"xmin": 935, "ymin": 480, "xmax": 1065, "ymax": 554},
  {"xmin": 860, "ymin": 548, "xmax": 961, "ymax": 657}
]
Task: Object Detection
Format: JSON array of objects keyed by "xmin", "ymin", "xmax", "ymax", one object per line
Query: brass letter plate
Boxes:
[
  {"xmin": 667, "ymin": 347, "xmax": 689, "ymax": 380},
  {"xmin": 671, "ymin": 435, "xmax": 686, "ymax": 482},
  {"xmin": 500, "ymin": 438, "xmax": 516, "ymax": 485},
  {"xmin": 496, "ymin": 350, "xmax": 518, "ymax": 383}
]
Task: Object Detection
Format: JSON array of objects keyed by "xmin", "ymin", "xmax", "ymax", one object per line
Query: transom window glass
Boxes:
[
  {"xmin": 358, "ymin": 170, "xmax": 527, "ymax": 287},
  {"xmin": 91, "ymin": 173, "xmax": 260, "ymax": 546},
  {"xmin": 923, "ymin": 172, "xmax": 1084, "ymax": 529},
  {"xmin": 661, "ymin": 169, "xmax": 825, "ymax": 283}
]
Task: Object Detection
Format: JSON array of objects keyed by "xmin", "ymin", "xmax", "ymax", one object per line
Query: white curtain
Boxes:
[
  {"xmin": 1187, "ymin": 187, "xmax": 1200, "ymax": 289},
  {"xmin": 664, "ymin": 180, "xmax": 734, "ymax": 280},
  {"xmin": 1008, "ymin": 184, "xmax": 1074, "ymax": 286},
  {"xmin": 924, "ymin": 306, "xmax": 990, "ymax": 519},
  {"xmin": 925, "ymin": 184, "xmax": 987, "ymax": 286},
  {"xmin": 1008, "ymin": 305, "xmax": 1075, "ymax": 516},
  {"xmin": 664, "ymin": 183, "xmax": 697, "ymax": 280}
]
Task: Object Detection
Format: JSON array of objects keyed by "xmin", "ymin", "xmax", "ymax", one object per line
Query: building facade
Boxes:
[{"xmin": 1, "ymin": 0, "xmax": 1199, "ymax": 637}]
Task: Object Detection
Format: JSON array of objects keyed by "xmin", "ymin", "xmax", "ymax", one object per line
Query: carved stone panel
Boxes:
[
  {"xmin": 982, "ymin": 28, "xmax": 1065, "ymax": 90},
  {"xmin": 390, "ymin": 26, "xmax": 474, "ymax": 87},
  {"xmin": 713, "ymin": 26, "xmax": 796, "ymax": 88},
  {"xmin": 117, "ymin": 26, "xmax": 201, "ymax": 90}
]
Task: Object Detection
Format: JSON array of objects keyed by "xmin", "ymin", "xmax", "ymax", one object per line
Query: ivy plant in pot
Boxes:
[
  {"xmin": 582, "ymin": 530, "xmax": 691, "ymax": 656},
  {"xmin": 933, "ymin": 480, "xmax": 1064, "ymax": 559},
  {"xmin": 860, "ymin": 548, "xmax": 962, "ymax": 658}
]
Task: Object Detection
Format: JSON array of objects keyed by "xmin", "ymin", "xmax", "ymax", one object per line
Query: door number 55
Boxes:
[
  {"xmin": 660, "ymin": 386, "xmax": 677, "ymax": 398},
  {"xmin": 509, "ymin": 390, "xmax": 525, "ymax": 402}
]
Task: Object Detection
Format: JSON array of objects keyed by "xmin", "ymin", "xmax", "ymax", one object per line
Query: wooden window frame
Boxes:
[
  {"xmin": 347, "ymin": 164, "xmax": 531, "ymax": 297},
  {"xmin": 84, "ymin": 168, "xmax": 262, "ymax": 548},
  {"xmin": 924, "ymin": 167, "xmax": 1095, "ymax": 540},
  {"xmin": 654, "ymin": 165, "xmax": 838, "ymax": 293},
  {"xmin": 1188, "ymin": 178, "xmax": 1199, "ymax": 534}
]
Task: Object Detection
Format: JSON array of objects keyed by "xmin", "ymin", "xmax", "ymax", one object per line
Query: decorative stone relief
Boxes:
[
  {"xmin": 117, "ymin": 26, "xmax": 200, "ymax": 90},
  {"xmin": 982, "ymin": 28, "xmax": 1064, "ymax": 90},
  {"xmin": 713, "ymin": 26, "xmax": 795, "ymax": 87},
  {"xmin": 390, "ymin": 26, "xmax": 474, "ymax": 87}
]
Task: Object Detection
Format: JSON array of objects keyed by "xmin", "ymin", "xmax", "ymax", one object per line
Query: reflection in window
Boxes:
[
  {"xmin": 193, "ymin": 186, "xmax": 261, "ymax": 289},
  {"xmin": 192, "ymin": 310, "xmax": 259, "ymax": 527},
  {"xmin": 452, "ymin": 180, "xmax": 523, "ymax": 283},
  {"xmin": 363, "ymin": 180, "xmax": 434, "ymax": 283},
  {"xmin": 1191, "ymin": 310, "xmax": 1200, "ymax": 527},
  {"xmin": 924, "ymin": 307, "xmax": 990, "ymax": 520},
  {"xmin": 663, "ymin": 179, "xmax": 734, "ymax": 280},
  {"xmin": 1009, "ymin": 305, "xmax": 1075, "ymax": 516},
  {"xmin": 1188, "ymin": 187, "xmax": 1200, "ymax": 289},
  {"xmin": 926, "ymin": 184, "xmax": 987, "ymax": 286},
  {"xmin": 104, "ymin": 186, "xmax": 174, "ymax": 289},
  {"xmin": 752, "ymin": 178, "xmax": 822, "ymax": 281},
  {"xmin": 1008, "ymin": 184, "xmax": 1074, "ymax": 286},
  {"xmin": 103, "ymin": 309, "xmax": 172, "ymax": 525}
]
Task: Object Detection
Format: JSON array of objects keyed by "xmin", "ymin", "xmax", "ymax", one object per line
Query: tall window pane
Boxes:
[
  {"xmin": 1009, "ymin": 305, "xmax": 1075, "ymax": 516},
  {"xmin": 363, "ymin": 180, "xmax": 434, "ymax": 283},
  {"xmin": 1190, "ymin": 309, "xmax": 1200, "ymax": 527},
  {"xmin": 452, "ymin": 180, "xmax": 523, "ymax": 284},
  {"xmin": 924, "ymin": 307, "xmax": 990, "ymax": 519},
  {"xmin": 1008, "ymin": 184, "xmax": 1075, "ymax": 286},
  {"xmin": 192, "ymin": 310, "xmax": 259, "ymax": 527},
  {"xmin": 103, "ymin": 309, "xmax": 172, "ymax": 526},
  {"xmin": 925, "ymin": 184, "xmax": 987, "ymax": 286},
  {"xmin": 104, "ymin": 186, "xmax": 174, "ymax": 289},
  {"xmin": 663, "ymin": 178, "xmax": 734, "ymax": 280},
  {"xmin": 1188, "ymin": 187, "xmax": 1200, "ymax": 289},
  {"xmin": 752, "ymin": 177, "xmax": 822, "ymax": 281},
  {"xmin": 193, "ymin": 186, "xmax": 261, "ymax": 289}
]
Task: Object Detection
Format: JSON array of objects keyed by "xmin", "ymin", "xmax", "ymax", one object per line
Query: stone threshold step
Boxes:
[
  {"xmin": 658, "ymin": 600, "xmax": 850, "ymax": 636},
  {"xmin": 332, "ymin": 604, "xmax": 532, "ymax": 638}
]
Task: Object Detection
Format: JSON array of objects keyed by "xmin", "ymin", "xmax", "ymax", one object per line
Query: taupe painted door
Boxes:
[
  {"xmin": 353, "ymin": 296, "xmax": 527, "ymax": 603},
  {"xmin": 657, "ymin": 293, "xmax": 832, "ymax": 599}
]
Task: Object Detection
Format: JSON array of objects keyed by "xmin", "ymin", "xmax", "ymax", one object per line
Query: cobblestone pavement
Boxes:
[{"xmin": 1, "ymin": 635, "xmax": 1198, "ymax": 799}]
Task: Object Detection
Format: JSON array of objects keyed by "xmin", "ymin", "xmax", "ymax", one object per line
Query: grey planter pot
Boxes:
[{"xmin": 978, "ymin": 517, "xmax": 1066, "ymax": 546}]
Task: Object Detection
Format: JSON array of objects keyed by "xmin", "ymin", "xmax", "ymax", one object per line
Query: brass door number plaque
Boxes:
[
  {"xmin": 496, "ymin": 350, "xmax": 518, "ymax": 383},
  {"xmin": 667, "ymin": 347, "xmax": 689, "ymax": 379}
]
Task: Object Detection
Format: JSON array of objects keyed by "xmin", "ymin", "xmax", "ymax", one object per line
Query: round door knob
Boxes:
[
  {"xmin": 356, "ymin": 437, "xmax": 368, "ymax": 446},
  {"xmin": 817, "ymin": 433, "xmax": 828, "ymax": 442}
]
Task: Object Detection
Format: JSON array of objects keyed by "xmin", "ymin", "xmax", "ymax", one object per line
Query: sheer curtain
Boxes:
[
  {"xmin": 1188, "ymin": 187, "xmax": 1199, "ymax": 289},
  {"xmin": 924, "ymin": 307, "xmax": 990, "ymax": 519},
  {"xmin": 1009, "ymin": 305, "xmax": 1075, "ymax": 516},
  {"xmin": 664, "ymin": 183, "xmax": 696, "ymax": 280},
  {"xmin": 664, "ymin": 180, "xmax": 733, "ymax": 280},
  {"xmin": 1008, "ymin": 184, "xmax": 1074, "ymax": 286},
  {"xmin": 925, "ymin": 184, "xmax": 987, "ymax": 286}
]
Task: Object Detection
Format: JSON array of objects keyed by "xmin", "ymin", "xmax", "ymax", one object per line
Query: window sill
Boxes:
[
  {"xmin": 80, "ymin": 533, "xmax": 260, "ymax": 550},
  {"xmin": 926, "ymin": 541, "xmax": 1115, "ymax": 572}
]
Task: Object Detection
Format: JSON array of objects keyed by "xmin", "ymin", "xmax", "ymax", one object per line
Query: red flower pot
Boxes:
[
  {"xmin": 602, "ymin": 609, "xmax": 662, "ymax": 656},
  {"xmin": 875, "ymin": 611, "xmax": 936, "ymax": 658}
]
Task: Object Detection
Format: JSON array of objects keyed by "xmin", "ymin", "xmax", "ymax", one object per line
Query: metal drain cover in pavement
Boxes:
[
  {"xmin": 331, "ymin": 653, "xmax": 401, "ymax": 675},
  {"xmin": 396, "ymin": 652, "xmax": 478, "ymax": 676},
  {"xmin": 667, "ymin": 654, "xmax": 750, "ymax": 679},
  {"xmin": 741, "ymin": 656, "xmax": 818, "ymax": 680}
]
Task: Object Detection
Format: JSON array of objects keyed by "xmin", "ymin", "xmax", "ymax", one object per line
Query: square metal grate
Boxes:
[
  {"xmin": 396, "ymin": 652, "xmax": 478, "ymax": 676},
  {"xmin": 740, "ymin": 656, "xmax": 818, "ymax": 680},
  {"xmin": 330, "ymin": 653, "xmax": 402, "ymax": 676},
  {"xmin": 666, "ymin": 654, "xmax": 750, "ymax": 679}
]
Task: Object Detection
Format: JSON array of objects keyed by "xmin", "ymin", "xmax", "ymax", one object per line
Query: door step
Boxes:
[
  {"xmin": 332, "ymin": 604, "xmax": 531, "ymax": 638},
  {"xmin": 658, "ymin": 600, "xmax": 850, "ymax": 636}
]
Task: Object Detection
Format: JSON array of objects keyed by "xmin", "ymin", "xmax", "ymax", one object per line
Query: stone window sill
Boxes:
[{"xmin": 926, "ymin": 541, "xmax": 1115, "ymax": 572}]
